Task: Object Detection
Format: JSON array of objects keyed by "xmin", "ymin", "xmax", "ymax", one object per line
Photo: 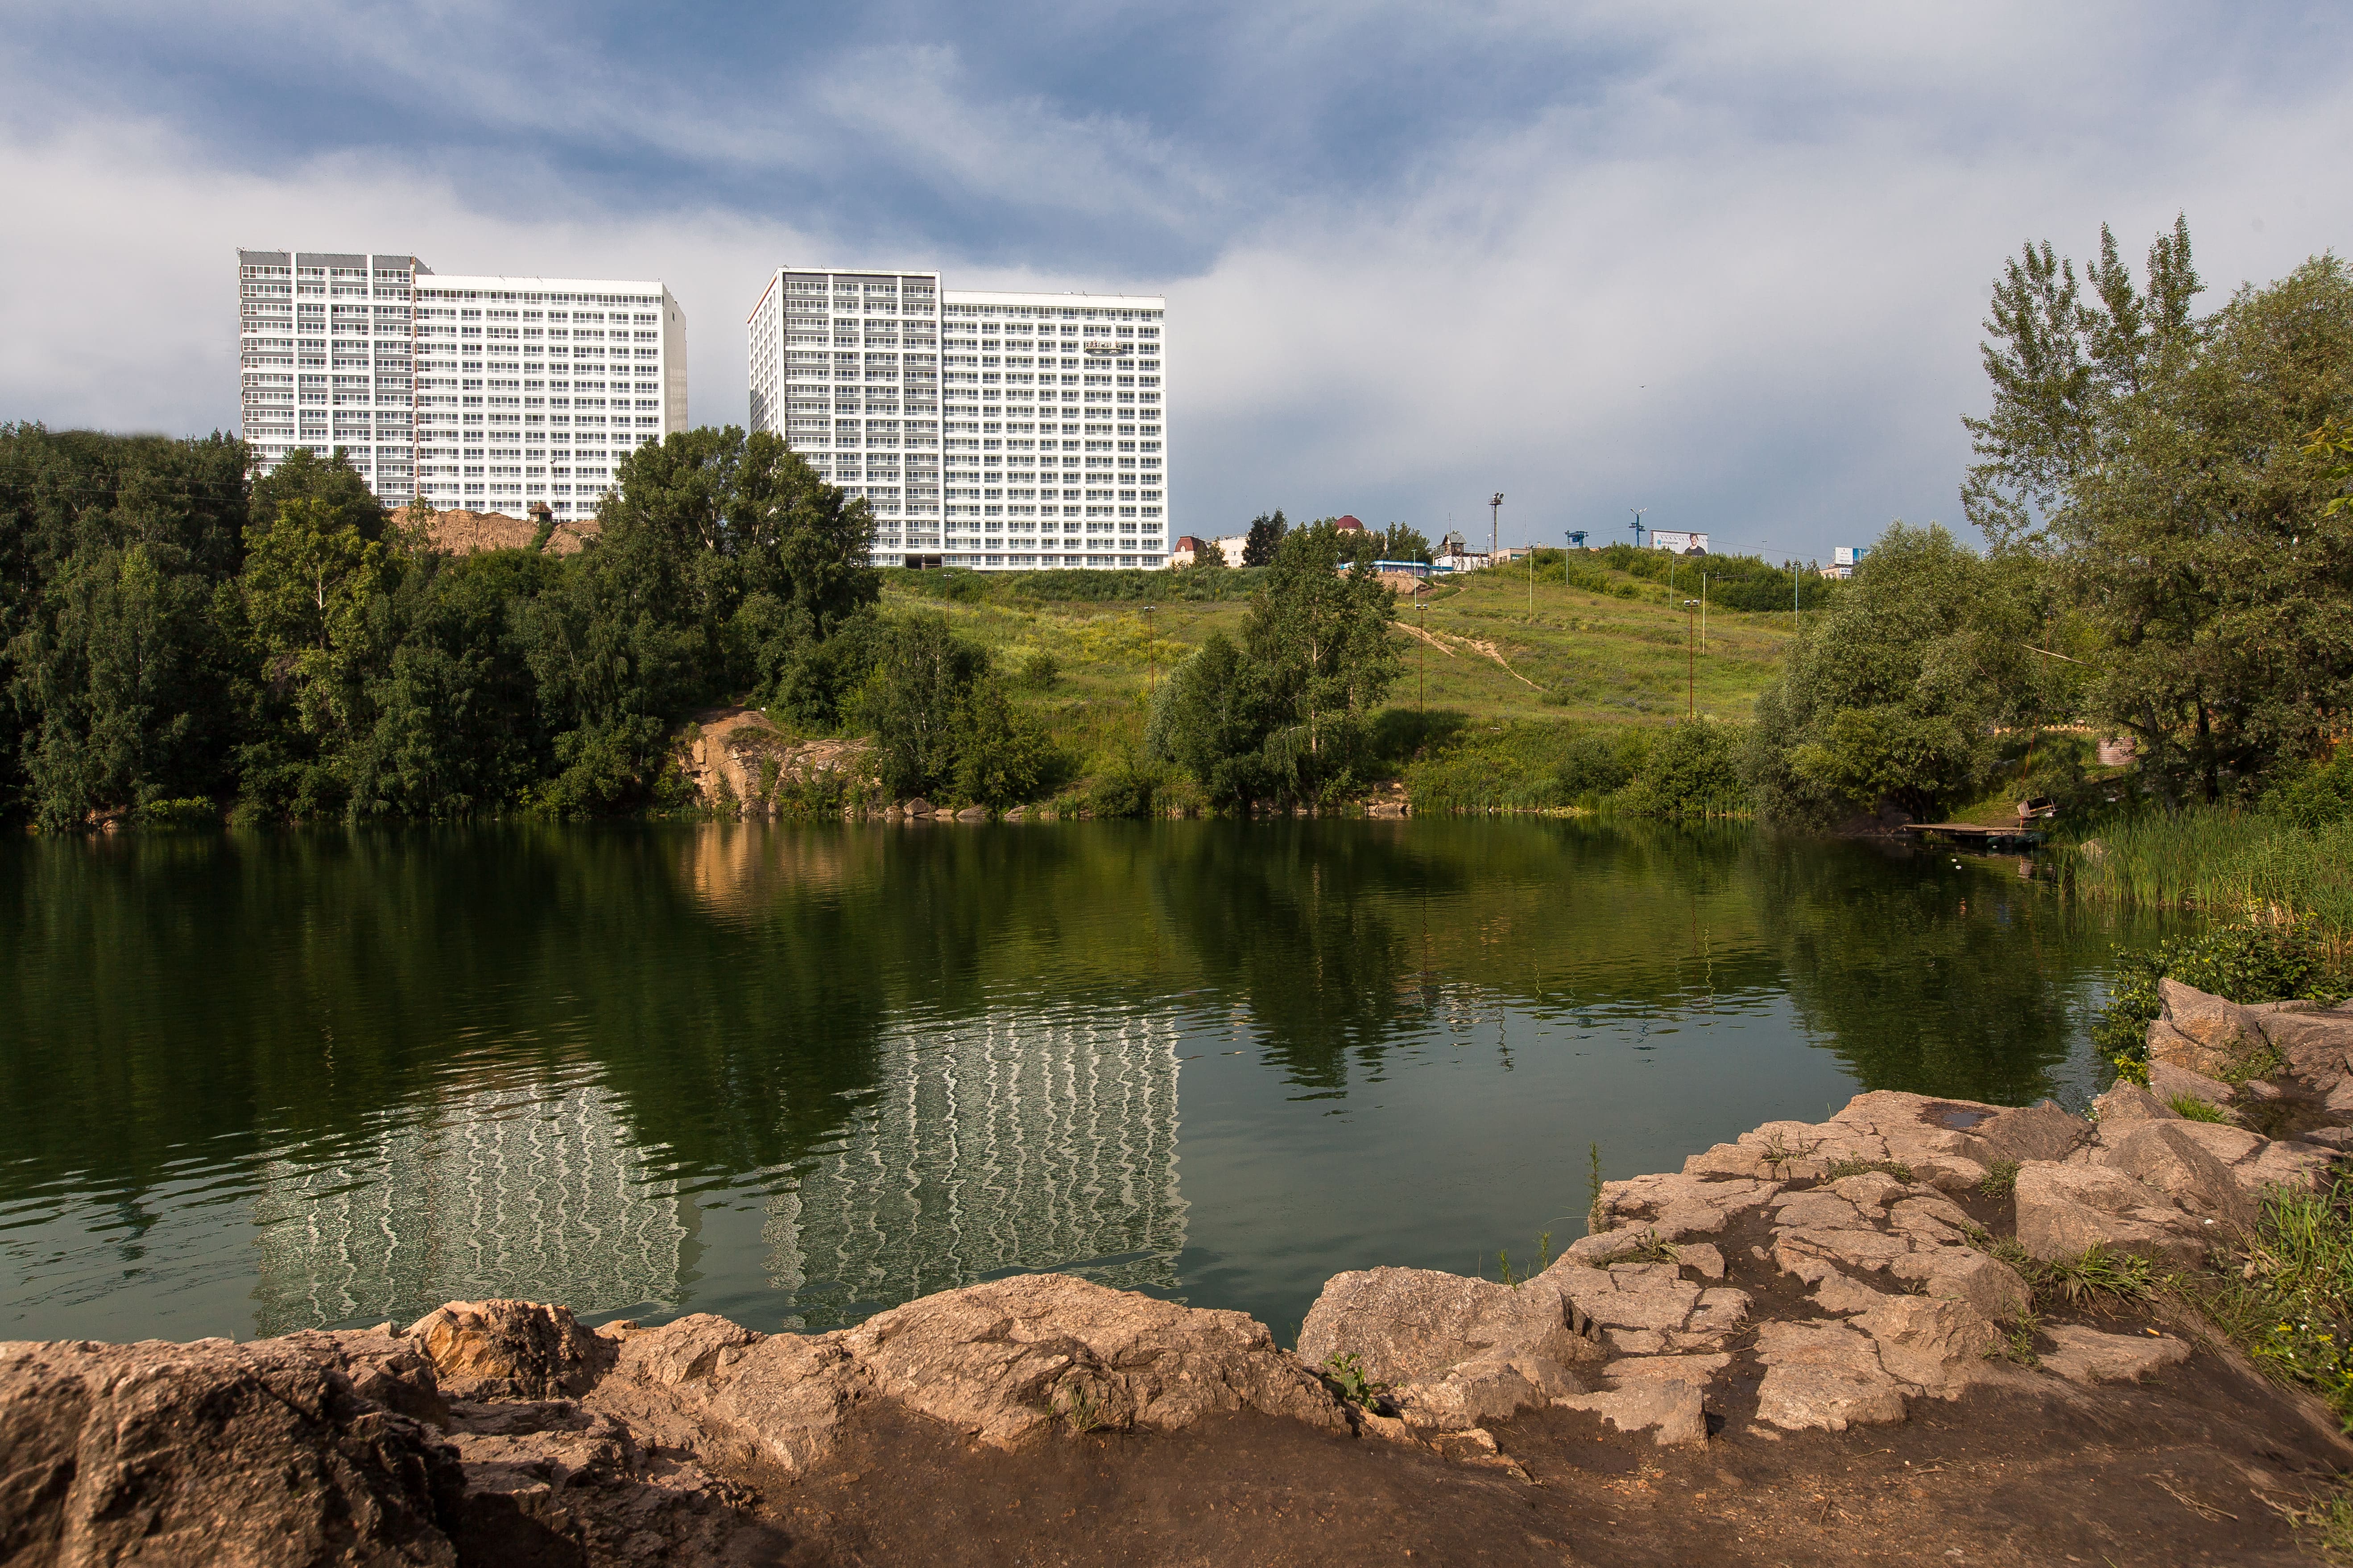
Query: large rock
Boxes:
[
  {"xmin": 1852, "ymin": 1296, "xmax": 1997, "ymax": 1396},
  {"xmin": 2097, "ymin": 1121, "xmax": 2260, "ymax": 1231},
  {"xmin": 2039, "ymin": 1325, "xmax": 2192, "ymax": 1385},
  {"xmin": 1299, "ymin": 1264, "xmax": 1602, "ymax": 1385},
  {"xmin": 849, "ymin": 1273, "xmax": 1348, "ymax": 1448},
  {"xmin": 2092, "ymin": 1081, "xmax": 2178, "ymax": 1126},
  {"xmin": 1587, "ymin": 1172, "xmax": 1780, "ymax": 1242},
  {"xmin": 2012, "ymin": 1162, "xmax": 2209, "ymax": 1267},
  {"xmin": 595, "ymin": 1315, "xmax": 863, "ymax": 1474},
  {"xmin": 2156, "ymin": 978, "xmax": 2266, "ymax": 1067},
  {"xmin": 2257, "ymin": 1005, "xmax": 2353, "ymax": 1087},
  {"xmin": 0, "ymin": 1335, "xmax": 464, "ymax": 1565},
  {"xmin": 410, "ymin": 1299, "xmax": 611, "ymax": 1400},
  {"xmin": 1552, "ymin": 1377, "xmax": 1707, "ymax": 1448},
  {"xmin": 1968, "ymin": 1102, "xmax": 2089, "ymax": 1165},
  {"xmin": 1751, "ymin": 1321, "xmax": 1907, "ymax": 1432},
  {"xmin": 2146, "ymin": 1060, "xmax": 2234, "ymax": 1109},
  {"xmin": 1889, "ymin": 1246, "xmax": 2031, "ymax": 1321}
]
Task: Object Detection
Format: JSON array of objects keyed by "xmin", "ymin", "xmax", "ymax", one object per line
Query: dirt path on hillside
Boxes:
[{"xmin": 1398, "ymin": 619, "xmax": 1543, "ymax": 689}]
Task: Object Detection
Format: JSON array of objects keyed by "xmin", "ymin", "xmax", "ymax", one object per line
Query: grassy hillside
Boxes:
[{"xmin": 878, "ymin": 553, "xmax": 1807, "ymax": 789}]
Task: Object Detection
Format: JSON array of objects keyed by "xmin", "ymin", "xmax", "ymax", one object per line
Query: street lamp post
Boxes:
[
  {"xmin": 1628, "ymin": 508, "xmax": 1647, "ymax": 549},
  {"xmin": 1683, "ymin": 599, "xmax": 1700, "ymax": 718},
  {"xmin": 1490, "ymin": 492, "xmax": 1504, "ymax": 562}
]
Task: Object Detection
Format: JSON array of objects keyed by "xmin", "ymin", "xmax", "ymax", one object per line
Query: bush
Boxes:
[
  {"xmin": 2091, "ymin": 923, "xmax": 2350, "ymax": 1076},
  {"xmin": 1018, "ymin": 650, "xmax": 1061, "ymax": 691},
  {"xmin": 2265, "ymin": 748, "xmax": 2353, "ymax": 830},
  {"xmin": 1616, "ymin": 718, "xmax": 1748, "ymax": 818},
  {"xmin": 1402, "ymin": 722, "xmax": 1636, "ymax": 812}
]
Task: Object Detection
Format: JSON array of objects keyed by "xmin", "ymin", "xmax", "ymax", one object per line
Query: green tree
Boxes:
[
  {"xmin": 1617, "ymin": 719, "xmax": 1745, "ymax": 817},
  {"xmin": 1247, "ymin": 521, "xmax": 1401, "ymax": 769},
  {"xmin": 1964, "ymin": 219, "xmax": 2353, "ymax": 800},
  {"xmin": 1241, "ymin": 510, "xmax": 1289, "ymax": 567},
  {"xmin": 250, "ymin": 446, "xmax": 387, "ymax": 543},
  {"xmin": 1741, "ymin": 523, "xmax": 2044, "ymax": 823},
  {"xmin": 1373, "ymin": 523, "xmax": 1432, "ymax": 564},
  {"xmin": 1, "ymin": 426, "xmax": 251, "ymax": 825},
  {"xmin": 1150, "ymin": 632, "xmax": 1273, "ymax": 805},
  {"xmin": 1152, "ymin": 521, "xmax": 1401, "ymax": 806}
]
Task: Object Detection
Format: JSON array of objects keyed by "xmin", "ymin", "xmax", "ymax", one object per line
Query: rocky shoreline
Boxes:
[{"xmin": 9, "ymin": 980, "xmax": 2353, "ymax": 1565}]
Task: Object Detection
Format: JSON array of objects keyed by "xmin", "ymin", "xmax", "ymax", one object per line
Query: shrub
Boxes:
[
  {"xmin": 1018, "ymin": 650, "xmax": 1060, "ymax": 690},
  {"xmin": 2091, "ymin": 923, "xmax": 2349, "ymax": 1075},
  {"xmin": 1615, "ymin": 718, "xmax": 1748, "ymax": 818}
]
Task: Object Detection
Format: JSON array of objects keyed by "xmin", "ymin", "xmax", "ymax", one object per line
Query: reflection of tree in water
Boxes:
[
  {"xmin": 1152, "ymin": 824, "xmax": 1454, "ymax": 1091},
  {"xmin": 1749, "ymin": 835, "xmax": 2133, "ymax": 1106}
]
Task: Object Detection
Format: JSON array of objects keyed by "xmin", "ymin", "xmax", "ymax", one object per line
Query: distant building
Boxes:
[
  {"xmin": 235, "ymin": 248, "xmax": 689, "ymax": 520},
  {"xmin": 1823, "ymin": 544, "xmax": 1869, "ymax": 580},
  {"xmin": 746, "ymin": 266, "xmax": 1167, "ymax": 569},
  {"xmin": 1333, "ymin": 514, "xmax": 1365, "ymax": 532},
  {"xmin": 1212, "ymin": 534, "xmax": 1248, "ymax": 568},
  {"xmin": 1650, "ymin": 529, "xmax": 1710, "ymax": 555}
]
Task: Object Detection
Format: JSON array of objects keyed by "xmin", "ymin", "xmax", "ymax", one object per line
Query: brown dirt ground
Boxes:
[
  {"xmin": 741, "ymin": 1328, "xmax": 2347, "ymax": 1567},
  {"xmin": 720, "ymin": 1200, "xmax": 2351, "ymax": 1567}
]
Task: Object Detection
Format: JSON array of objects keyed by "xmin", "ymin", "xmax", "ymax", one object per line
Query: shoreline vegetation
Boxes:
[{"xmin": 7, "ymin": 218, "xmax": 2351, "ymax": 969}]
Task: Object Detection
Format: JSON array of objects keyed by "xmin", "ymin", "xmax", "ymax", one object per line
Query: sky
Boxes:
[{"xmin": 3, "ymin": 1, "xmax": 2349, "ymax": 560}]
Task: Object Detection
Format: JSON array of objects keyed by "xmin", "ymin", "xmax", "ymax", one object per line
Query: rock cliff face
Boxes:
[{"xmin": 6, "ymin": 981, "xmax": 2346, "ymax": 1564}]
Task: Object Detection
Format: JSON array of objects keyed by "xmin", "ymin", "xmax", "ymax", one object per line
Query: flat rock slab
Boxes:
[
  {"xmin": 1553, "ymin": 1377, "xmax": 1706, "ymax": 1448},
  {"xmin": 1751, "ymin": 1320, "xmax": 1906, "ymax": 1432},
  {"xmin": 1298, "ymin": 1265, "xmax": 1600, "ymax": 1386},
  {"xmin": 2040, "ymin": 1325, "xmax": 2193, "ymax": 1386}
]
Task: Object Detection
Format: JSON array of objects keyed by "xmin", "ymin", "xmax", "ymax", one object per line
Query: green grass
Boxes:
[
  {"xmin": 1824, "ymin": 1156, "xmax": 1915, "ymax": 1184},
  {"xmin": 2168, "ymin": 1093, "xmax": 2232, "ymax": 1123},
  {"xmin": 2061, "ymin": 807, "xmax": 2353, "ymax": 934},
  {"xmin": 1985, "ymin": 1238, "xmax": 2158, "ymax": 1308},
  {"xmin": 1978, "ymin": 1159, "xmax": 2022, "ymax": 1199},
  {"xmin": 878, "ymin": 555, "xmax": 1801, "ymax": 800},
  {"xmin": 2183, "ymin": 1180, "xmax": 2353, "ymax": 1430}
]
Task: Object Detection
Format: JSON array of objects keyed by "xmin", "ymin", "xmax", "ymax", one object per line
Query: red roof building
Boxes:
[{"xmin": 1333, "ymin": 515, "xmax": 1365, "ymax": 532}]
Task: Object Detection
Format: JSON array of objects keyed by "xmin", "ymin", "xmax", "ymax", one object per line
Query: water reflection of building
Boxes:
[
  {"xmin": 766, "ymin": 1012, "xmax": 1186, "ymax": 1325},
  {"xmin": 251, "ymin": 1076, "xmax": 687, "ymax": 1335}
]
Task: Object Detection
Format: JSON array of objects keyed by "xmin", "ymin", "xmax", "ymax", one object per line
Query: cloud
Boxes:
[{"xmin": 4, "ymin": 3, "xmax": 2351, "ymax": 559}]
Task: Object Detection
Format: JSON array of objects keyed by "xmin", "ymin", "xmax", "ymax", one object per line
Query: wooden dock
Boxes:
[{"xmin": 1900, "ymin": 822, "xmax": 2046, "ymax": 852}]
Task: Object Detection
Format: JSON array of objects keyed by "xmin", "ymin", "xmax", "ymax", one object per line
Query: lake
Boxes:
[{"xmin": 0, "ymin": 820, "xmax": 2157, "ymax": 1346}]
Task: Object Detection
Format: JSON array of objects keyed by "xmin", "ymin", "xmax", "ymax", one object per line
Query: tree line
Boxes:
[
  {"xmin": 0, "ymin": 425, "xmax": 879, "ymax": 828},
  {"xmin": 1742, "ymin": 218, "xmax": 2353, "ymax": 824}
]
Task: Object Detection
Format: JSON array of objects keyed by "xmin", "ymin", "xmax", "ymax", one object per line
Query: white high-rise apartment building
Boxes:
[
  {"xmin": 748, "ymin": 267, "xmax": 1168, "ymax": 569},
  {"xmin": 237, "ymin": 251, "xmax": 426, "ymax": 500},
  {"xmin": 237, "ymin": 249, "xmax": 687, "ymax": 519}
]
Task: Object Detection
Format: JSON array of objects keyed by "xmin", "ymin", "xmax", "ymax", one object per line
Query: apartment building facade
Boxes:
[
  {"xmin": 237, "ymin": 250, "xmax": 687, "ymax": 518},
  {"xmin": 748, "ymin": 267, "xmax": 1167, "ymax": 569}
]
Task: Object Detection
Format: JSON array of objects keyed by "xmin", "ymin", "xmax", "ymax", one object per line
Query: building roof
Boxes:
[{"xmin": 1334, "ymin": 515, "xmax": 1365, "ymax": 531}]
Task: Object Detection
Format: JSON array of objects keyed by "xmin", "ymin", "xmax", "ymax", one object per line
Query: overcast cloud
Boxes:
[{"xmin": 2, "ymin": 1, "xmax": 2347, "ymax": 558}]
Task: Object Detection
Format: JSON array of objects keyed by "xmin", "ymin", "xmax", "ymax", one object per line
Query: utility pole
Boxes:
[
  {"xmin": 1416, "ymin": 580, "xmax": 1427, "ymax": 705},
  {"xmin": 1683, "ymin": 599, "xmax": 1699, "ymax": 718},
  {"xmin": 1629, "ymin": 508, "xmax": 1647, "ymax": 549},
  {"xmin": 1700, "ymin": 573, "xmax": 1708, "ymax": 653},
  {"xmin": 1490, "ymin": 492, "xmax": 1504, "ymax": 561}
]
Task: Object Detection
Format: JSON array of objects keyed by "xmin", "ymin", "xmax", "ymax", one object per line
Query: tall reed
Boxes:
[{"xmin": 2059, "ymin": 808, "xmax": 2353, "ymax": 936}]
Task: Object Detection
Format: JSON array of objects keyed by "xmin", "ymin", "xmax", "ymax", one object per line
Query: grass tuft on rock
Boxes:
[
  {"xmin": 1985, "ymin": 1238, "xmax": 2157, "ymax": 1308},
  {"xmin": 1824, "ymin": 1156, "xmax": 1915, "ymax": 1184},
  {"xmin": 2168, "ymin": 1093, "xmax": 2232, "ymax": 1123},
  {"xmin": 2184, "ymin": 1179, "xmax": 2353, "ymax": 1428},
  {"xmin": 1977, "ymin": 1159, "xmax": 2021, "ymax": 1199}
]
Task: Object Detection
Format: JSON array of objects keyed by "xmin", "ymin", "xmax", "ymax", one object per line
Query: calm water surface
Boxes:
[{"xmin": 0, "ymin": 821, "xmax": 2156, "ymax": 1344}]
